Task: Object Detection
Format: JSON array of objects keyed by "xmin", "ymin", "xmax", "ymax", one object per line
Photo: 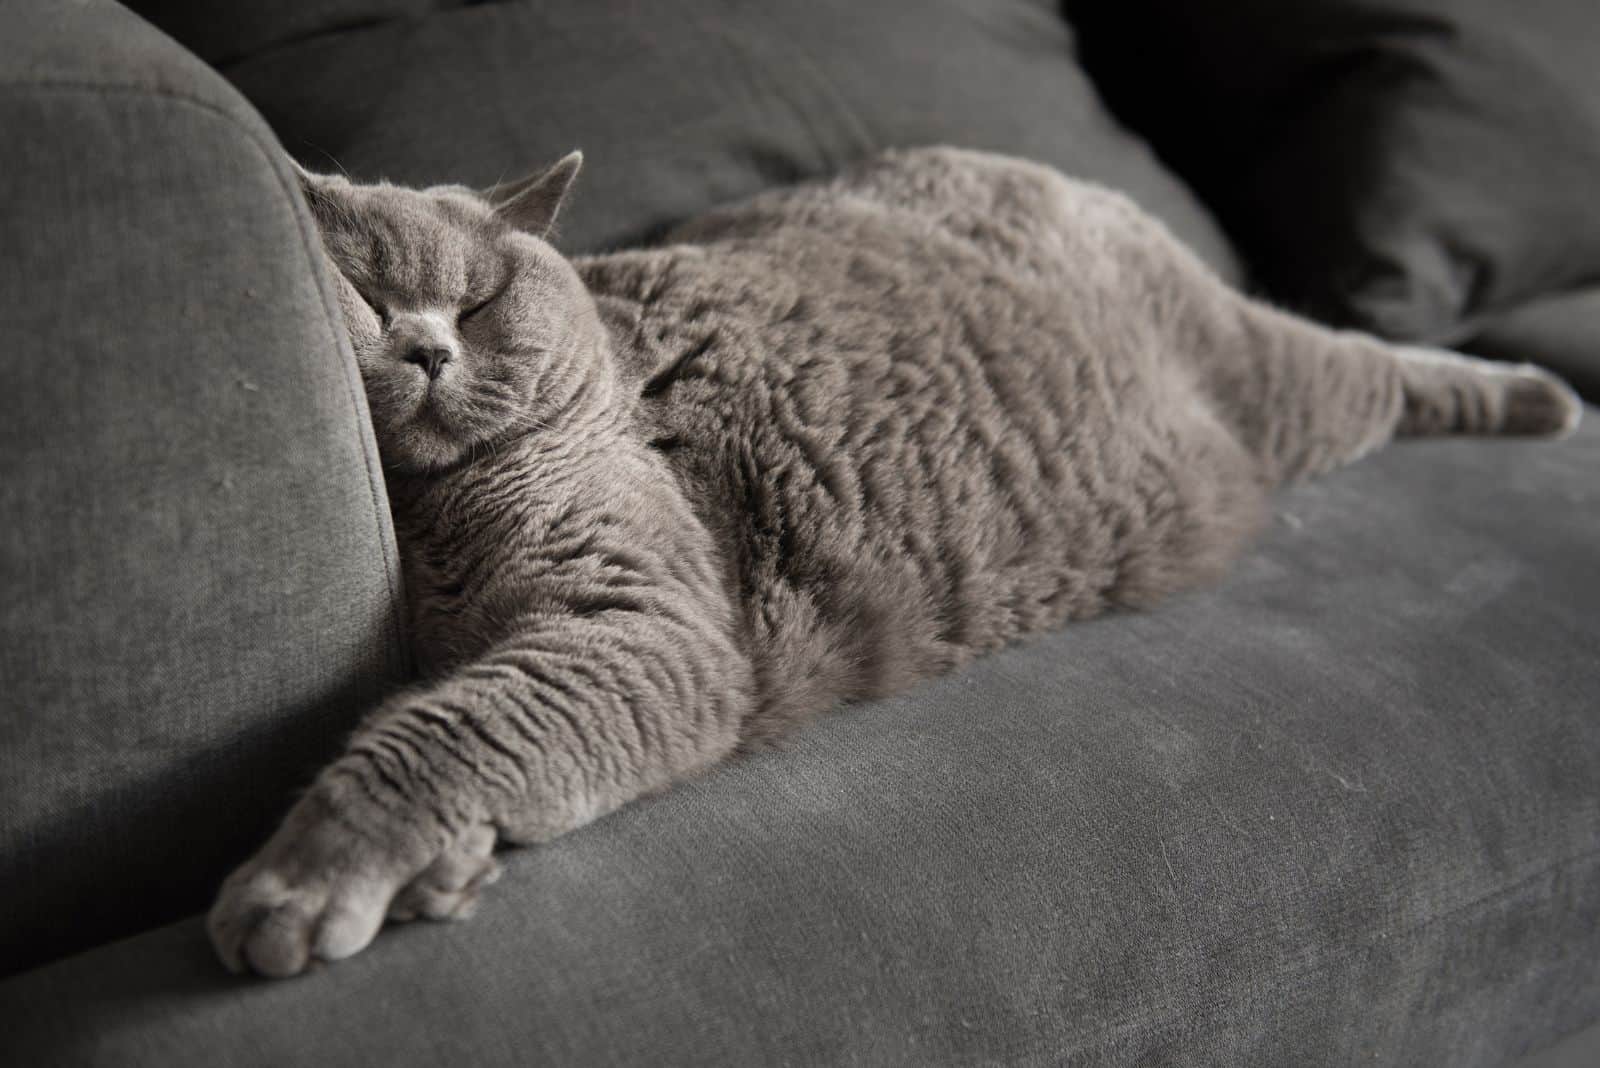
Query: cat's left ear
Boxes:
[
  {"xmin": 486, "ymin": 151, "xmax": 582, "ymax": 239},
  {"xmin": 288, "ymin": 155, "xmax": 343, "ymax": 218}
]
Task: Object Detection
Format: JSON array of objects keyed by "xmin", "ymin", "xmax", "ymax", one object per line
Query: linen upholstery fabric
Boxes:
[
  {"xmin": 1066, "ymin": 0, "xmax": 1600, "ymax": 344},
  {"xmin": 0, "ymin": 0, "xmax": 408, "ymax": 975},
  {"xmin": 1522, "ymin": 1025, "xmax": 1600, "ymax": 1068},
  {"xmin": 3, "ymin": 417, "xmax": 1598, "ymax": 1065},
  {"xmin": 205, "ymin": 0, "xmax": 1240, "ymax": 281}
]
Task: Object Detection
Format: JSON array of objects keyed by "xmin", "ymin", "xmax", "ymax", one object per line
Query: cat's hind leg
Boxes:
[
  {"xmin": 1139, "ymin": 227, "xmax": 1587, "ymax": 482},
  {"xmin": 1184, "ymin": 293, "xmax": 1582, "ymax": 485},
  {"xmin": 1059, "ymin": 180, "xmax": 1583, "ymax": 483}
]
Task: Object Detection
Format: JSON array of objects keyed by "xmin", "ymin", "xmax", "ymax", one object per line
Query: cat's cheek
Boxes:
[{"xmin": 331, "ymin": 271, "xmax": 383, "ymax": 339}]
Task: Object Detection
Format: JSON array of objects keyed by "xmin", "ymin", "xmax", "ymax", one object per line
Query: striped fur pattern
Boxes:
[{"xmin": 208, "ymin": 148, "xmax": 1580, "ymax": 977}]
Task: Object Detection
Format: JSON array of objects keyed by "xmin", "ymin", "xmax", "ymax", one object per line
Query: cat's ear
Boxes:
[
  {"xmin": 289, "ymin": 156, "xmax": 341, "ymax": 216},
  {"xmin": 289, "ymin": 156, "xmax": 327, "ymax": 191},
  {"xmin": 487, "ymin": 151, "xmax": 582, "ymax": 239}
]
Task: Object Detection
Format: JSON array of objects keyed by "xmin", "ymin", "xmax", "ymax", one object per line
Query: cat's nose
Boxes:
[{"xmin": 404, "ymin": 344, "xmax": 453, "ymax": 380}]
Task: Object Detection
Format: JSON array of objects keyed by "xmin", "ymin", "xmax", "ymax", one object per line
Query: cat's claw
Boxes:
[{"xmin": 207, "ymin": 792, "xmax": 499, "ymax": 978}]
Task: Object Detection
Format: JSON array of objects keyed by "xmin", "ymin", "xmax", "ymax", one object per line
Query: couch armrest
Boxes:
[{"xmin": 0, "ymin": 0, "xmax": 409, "ymax": 975}]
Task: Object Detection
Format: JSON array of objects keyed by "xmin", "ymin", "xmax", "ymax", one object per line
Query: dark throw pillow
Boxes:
[{"xmin": 1068, "ymin": 0, "xmax": 1600, "ymax": 344}]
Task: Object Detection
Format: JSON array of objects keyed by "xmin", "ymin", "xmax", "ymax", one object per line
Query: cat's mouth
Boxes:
[
  {"xmin": 393, "ymin": 355, "xmax": 452, "ymax": 411},
  {"xmin": 410, "ymin": 377, "xmax": 463, "ymax": 433},
  {"xmin": 365, "ymin": 354, "xmax": 517, "ymax": 472},
  {"xmin": 358, "ymin": 363, "xmax": 467, "ymax": 472},
  {"xmin": 404, "ymin": 373, "xmax": 513, "ymax": 468},
  {"xmin": 387, "ymin": 403, "xmax": 472, "ymax": 473}
]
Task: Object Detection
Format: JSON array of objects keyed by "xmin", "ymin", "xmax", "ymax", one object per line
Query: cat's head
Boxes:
[{"xmin": 296, "ymin": 152, "xmax": 604, "ymax": 473}]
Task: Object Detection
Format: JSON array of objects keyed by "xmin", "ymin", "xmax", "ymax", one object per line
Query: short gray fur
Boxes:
[{"xmin": 208, "ymin": 147, "xmax": 1580, "ymax": 977}]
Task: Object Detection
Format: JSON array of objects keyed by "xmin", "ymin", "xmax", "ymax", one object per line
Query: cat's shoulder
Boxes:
[{"xmin": 574, "ymin": 146, "xmax": 1163, "ymax": 304}]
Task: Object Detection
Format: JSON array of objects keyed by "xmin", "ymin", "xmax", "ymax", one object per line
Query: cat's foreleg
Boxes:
[{"xmin": 207, "ymin": 612, "xmax": 748, "ymax": 978}]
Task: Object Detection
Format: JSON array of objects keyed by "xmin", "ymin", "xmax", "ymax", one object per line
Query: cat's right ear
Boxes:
[{"xmin": 485, "ymin": 151, "xmax": 582, "ymax": 239}]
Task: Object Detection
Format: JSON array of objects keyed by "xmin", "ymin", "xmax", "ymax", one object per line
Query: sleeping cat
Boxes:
[{"xmin": 208, "ymin": 147, "xmax": 1580, "ymax": 977}]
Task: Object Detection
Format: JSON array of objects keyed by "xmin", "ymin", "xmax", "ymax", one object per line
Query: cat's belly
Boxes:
[
  {"xmin": 585, "ymin": 149, "xmax": 1268, "ymax": 718},
  {"xmin": 637, "ymin": 251, "xmax": 1264, "ymax": 711}
]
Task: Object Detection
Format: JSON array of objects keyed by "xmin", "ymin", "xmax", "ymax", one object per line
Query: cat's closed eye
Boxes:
[
  {"xmin": 458, "ymin": 294, "xmax": 496, "ymax": 325},
  {"xmin": 459, "ymin": 280, "xmax": 510, "ymax": 326},
  {"xmin": 355, "ymin": 286, "xmax": 390, "ymax": 328}
]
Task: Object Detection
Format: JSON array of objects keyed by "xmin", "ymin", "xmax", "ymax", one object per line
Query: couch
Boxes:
[{"xmin": 1, "ymin": 1, "xmax": 1596, "ymax": 1063}]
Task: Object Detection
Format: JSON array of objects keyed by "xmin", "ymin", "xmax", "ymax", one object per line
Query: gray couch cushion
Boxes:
[
  {"xmin": 3, "ymin": 416, "xmax": 1595, "ymax": 1065},
  {"xmin": 0, "ymin": 0, "xmax": 408, "ymax": 974},
  {"xmin": 1469, "ymin": 288, "xmax": 1600, "ymax": 403},
  {"xmin": 207, "ymin": 0, "xmax": 1239, "ymax": 279}
]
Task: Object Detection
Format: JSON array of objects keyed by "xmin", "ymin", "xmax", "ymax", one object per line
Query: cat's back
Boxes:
[
  {"xmin": 583, "ymin": 147, "xmax": 1183, "ymax": 398},
  {"xmin": 577, "ymin": 148, "xmax": 1263, "ymax": 723},
  {"xmin": 665, "ymin": 146, "xmax": 1149, "ymax": 273}
]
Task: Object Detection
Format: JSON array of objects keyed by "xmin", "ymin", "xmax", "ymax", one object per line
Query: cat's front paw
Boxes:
[{"xmin": 207, "ymin": 783, "xmax": 500, "ymax": 978}]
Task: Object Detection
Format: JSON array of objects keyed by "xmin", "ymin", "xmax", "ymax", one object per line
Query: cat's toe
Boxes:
[
  {"xmin": 207, "ymin": 793, "xmax": 443, "ymax": 977},
  {"xmin": 208, "ymin": 874, "xmax": 320, "ymax": 978},
  {"xmin": 312, "ymin": 878, "xmax": 395, "ymax": 962},
  {"xmin": 388, "ymin": 823, "xmax": 501, "ymax": 923},
  {"xmin": 243, "ymin": 897, "xmax": 321, "ymax": 978},
  {"xmin": 206, "ymin": 889, "xmax": 269, "ymax": 976},
  {"xmin": 207, "ymin": 866, "xmax": 389, "ymax": 979}
]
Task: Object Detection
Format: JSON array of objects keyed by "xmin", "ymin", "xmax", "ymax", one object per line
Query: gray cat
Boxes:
[{"xmin": 208, "ymin": 147, "xmax": 1579, "ymax": 977}]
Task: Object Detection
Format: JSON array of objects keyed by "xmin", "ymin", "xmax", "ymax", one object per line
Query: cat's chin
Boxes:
[
  {"xmin": 372, "ymin": 381, "xmax": 506, "ymax": 472},
  {"xmin": 378, "ymin": 418, "xmax": 477, "ymax": 474}
]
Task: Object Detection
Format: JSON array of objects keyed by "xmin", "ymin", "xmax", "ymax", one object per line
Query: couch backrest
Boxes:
[{"xmin": 139, "ymin": 0, "xmax": 1241, "ymax": 280}]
